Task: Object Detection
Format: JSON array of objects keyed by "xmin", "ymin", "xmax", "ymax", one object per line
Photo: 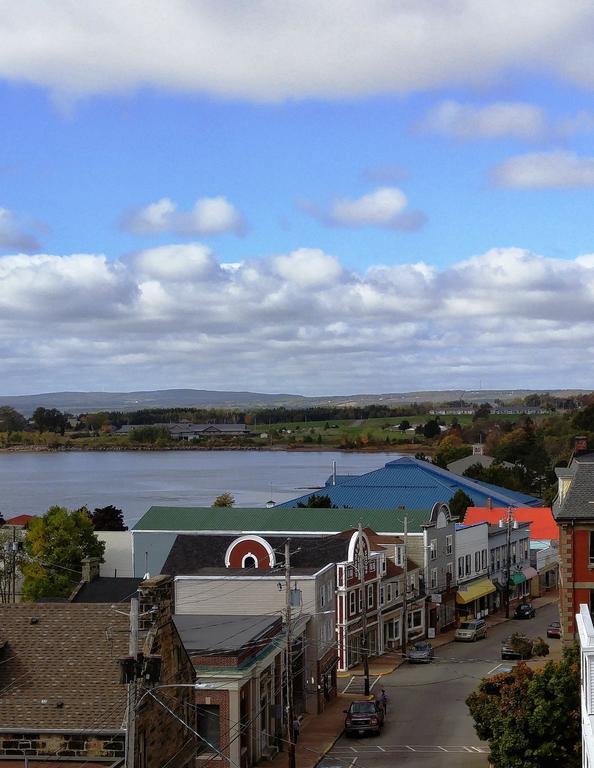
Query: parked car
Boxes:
[
  {"xmin": 547, "ymin": 621, "xmax": 561, "ymax": 639},
  {"xmin": 407, "ymin": 640, "xmax": 434, "ymax": 663},
  {"xmin": 514, "ymin": 603, "xmax": 536, "ymax": 619},
  {"xmin": 454, "ymin": 618, "xmax": 487, "ymax": 642},
  {"xmin": 344, "ymin": 700, "xmax": 384, "ymax": 736},
  {"xmin": 501, "ymin": 634, "xmax": 532, "ymax": 660}
]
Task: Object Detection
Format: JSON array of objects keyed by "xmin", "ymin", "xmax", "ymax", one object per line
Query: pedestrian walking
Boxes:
[
  {"xmin": 380, "ymin": 688, "xmax": 388, "ymax": 715},
  {"xmin": 292, "ymin": 717, "xmax": 300, "ymax": 744}
]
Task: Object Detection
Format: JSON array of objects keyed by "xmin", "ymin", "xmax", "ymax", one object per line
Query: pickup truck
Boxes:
[{"xmin": 344, "ymin": 700, "xmax": 385, "ymax": 736}]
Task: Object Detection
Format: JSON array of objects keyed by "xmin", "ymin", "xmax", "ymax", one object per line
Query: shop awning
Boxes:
[
  {"xmin": 456, "ymin": 577, "xmax": 496, "ymax": 605},
  {"xmin": 522, "ymin": 566, "xmax": 538, "ymax": 580},
  {"xmin": 509, "ymin": 572, "xmax": 526, "ymax": 586}
]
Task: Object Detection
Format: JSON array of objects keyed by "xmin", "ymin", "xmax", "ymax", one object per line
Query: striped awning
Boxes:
[{"xmin": 522, "ymin": 566, "xmax": 539, "ymax": 580}]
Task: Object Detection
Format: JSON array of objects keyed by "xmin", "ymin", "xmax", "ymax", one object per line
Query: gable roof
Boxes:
[
  {"xmin": 0, "ymin": 604, "xmax": 128, "ymax": 731},
  {"xmin": 134, "ymin": 506, "xmax": 433, "ymax": 535},
  {"xmin": 71, "ymin": 576, "xmax": 143, "ymax": 603},
  {"xmin": 173, "ymin": 614, "xmax": 282, "ymax": 654},
  {"xmin": 554, "ymin": 452, "xmax": 594, "ymax": 521},
  {"xmin": 465, "ymin": 507, "xmax": 558, "ymax": 540},
  {"xmin": 275, "ymin": 456, "xmax": 540, "ymax": 510},
  {"xmin": 3, "ymin": 514, "xmax": 34, "ymax": 526},
  {"xmin": 162, "ymin": 532, "xmax": 352, "ymax": 575}
]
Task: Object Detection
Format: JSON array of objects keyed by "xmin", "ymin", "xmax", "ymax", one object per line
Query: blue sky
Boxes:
[{"xmin": 2, "ymin": 2, "xmax": 594, "ymax": 396}]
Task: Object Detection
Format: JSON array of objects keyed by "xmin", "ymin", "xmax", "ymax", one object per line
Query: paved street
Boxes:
[{"xmin": 326, "ymin": 602, "xmax": 560, "ymax": 768}]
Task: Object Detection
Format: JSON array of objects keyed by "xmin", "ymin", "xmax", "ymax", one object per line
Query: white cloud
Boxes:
[
  {"xmin": 492, "ymin": 150, "xmax": 594, "ymax": 188},
  {"xmin": 306, "ymin": 187, "xmax": 426, "ymax": 231},
  {"xmin": 422, "ymin": 101, "xmax": 547, "ymax": 140},
  {"xmin": 2, "ymin": 243, "xmax": 594, "ymax": 393},
  {"xmin": 2, "ymin": 2, "xmax": 594, "ymax": 101},
  {"xmin": 124, "ymin": 196, "xmax": 244, "ymax": 236},
  {"xmin": 422, "ymin": 101, "xmax": 594, "ymax": 142},
  {"xmin": 0, "ymin": 208, "xmax": 41, "ymax": 252}
]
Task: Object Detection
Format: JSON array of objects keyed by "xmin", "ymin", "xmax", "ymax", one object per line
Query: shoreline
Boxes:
[{"xmin": 0, "ymin": 443, "xmax": 422, "ymax": 455}]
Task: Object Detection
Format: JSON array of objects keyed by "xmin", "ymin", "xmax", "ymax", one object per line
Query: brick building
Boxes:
[
  {"xmin": 553, "ymin": 442, "xmax": 594, "ymax": 641},
  {"xmin": 173, "ymin": 614, "xmax": 285, "ymax": 768}
]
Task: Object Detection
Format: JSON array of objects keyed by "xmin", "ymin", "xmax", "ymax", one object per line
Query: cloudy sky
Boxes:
[{"xmin": 2, "ymin": 1, "xmax": 594, "ymax": 396}]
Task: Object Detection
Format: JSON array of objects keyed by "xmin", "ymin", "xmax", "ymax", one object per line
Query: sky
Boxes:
[{"xmin": 2, "ymin": 1, "xmax": 594, "ymax": 396}]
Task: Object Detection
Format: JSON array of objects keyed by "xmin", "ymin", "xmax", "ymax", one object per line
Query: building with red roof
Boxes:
[
  {"xmin": 3, "ymin": 514, "xmax": 34, "ymax": 527},
  {"xmin": 464, "ymin": 507, "xmax": 558, "ymax": 541}
]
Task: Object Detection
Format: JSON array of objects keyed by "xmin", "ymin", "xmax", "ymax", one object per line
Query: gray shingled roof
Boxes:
[
  {"xmin": 554, "ymin": 453, "xmax": 594, "ymax": 520},
  {"xmin": 173, "ymin": 614, "xmax": 281, "ymax": 653},
  {"xmin": 0, "ymin": 604, "xmax": 128, "ymax": 731}
]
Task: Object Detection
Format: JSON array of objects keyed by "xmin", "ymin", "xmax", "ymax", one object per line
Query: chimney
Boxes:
[
  {"xmin": 575, "ymin": 436, "xmax": 588, "ymax": 455},
  {"xmin": 81, "ymin": 556, "xmax": 100, "ymax": 583},
  {"xmin": 487, "ymin": 497, "xmax": 492, "ymax": 511}
]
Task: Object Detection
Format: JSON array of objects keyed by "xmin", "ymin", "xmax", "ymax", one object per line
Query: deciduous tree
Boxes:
[
  {"xmin": 22, "ymin": 506, "xmax": 105, "ymax": 601},
  {"xmin": 448, "ymin": 489, "xmax": 474, "ymax": 521},
  {"xmin": 212, "ymin": 492, "xmax": 235, "ymax": 507},
  {"xmin": 467, "ymin": 645, "xmax": 580, "ymax": 768}
]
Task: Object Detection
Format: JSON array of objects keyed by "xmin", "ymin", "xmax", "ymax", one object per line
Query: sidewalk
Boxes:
[
  {"xmin": 267, "ymin": 695, "xmax": 350, "ymax": 768},
  {"xmin": 266, "ymin": 591, "xmax": 559, "ymax": 768}
]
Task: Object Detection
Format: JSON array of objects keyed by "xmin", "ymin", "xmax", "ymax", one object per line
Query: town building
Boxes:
[
  {"xmin": 174, "ymin": 614, "xmax": 284, "ymax": 768},
  {"xmin": 553, "ymin": 441, "xmax": 594, "ymax": 641},
  {"xmin": 274, "ymin": 456, "xmax": 541, "ymax": 510},
  {"xmin": 115, "ymin": 422, "xmax": 249, "ymax": 440},
  {"xmin": 576, "ymin": 603, "xmax": 594, "ymax": 767},
  {"xmin": 417, "ymin": 503, "xmax": 458, "ymax": 634},
  {"xmin": 487, "ymin": 521, "xmax": 532, "ymax": 611},
  {"xmin": 465, "ymin": 505, "xmax": 558, "ymax": 597},
  {"xmin": 454, "ymin": 522, "xmax": 495, "ymax": 619},
  {"xmin": 446, "ymin": 443, "xmax": 513, "ymax": 476}
]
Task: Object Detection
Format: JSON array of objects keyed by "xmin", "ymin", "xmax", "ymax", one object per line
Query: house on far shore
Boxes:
[
  {"xmin": 115, "ymin": 422, "xmax": 249, "ymax": 441},
  {"xmin": 446, "ymin": 443, "xmax": 513, "ymax": 476}
]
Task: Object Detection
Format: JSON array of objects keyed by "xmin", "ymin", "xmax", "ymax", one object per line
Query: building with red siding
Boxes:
[{"xmin": 553, "ymin": 440, "xmax": 594, "ymax": 641}]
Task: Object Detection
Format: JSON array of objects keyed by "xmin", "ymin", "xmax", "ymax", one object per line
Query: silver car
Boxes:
[
  {"xmin": 454, "ymin": 619, "xmax": 487, "ymax": 642},
  {"xmin": 407, "ymin": 640, "xmax": 434, "ymax": 663}
]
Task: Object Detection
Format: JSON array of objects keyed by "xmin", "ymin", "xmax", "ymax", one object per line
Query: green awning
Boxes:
[{"xmin": 509, "ymin": 572, "xmax": 526, "ymax": 586}]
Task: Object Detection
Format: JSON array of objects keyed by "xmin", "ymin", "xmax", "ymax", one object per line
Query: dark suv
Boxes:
[{"xmin": 344, "ymin": 700, "xmax": 385, "ymax": 736}]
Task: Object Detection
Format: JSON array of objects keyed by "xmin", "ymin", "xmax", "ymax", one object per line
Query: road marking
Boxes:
[
  {"xmin": 343, "ymin": 677, "xmax": 355, "ymax": 693},
  {"xmin": 487, "ymin": 663, "xmax": 504, "ymax": 675},
  {"xmin": 349, "ymin": 758, "xmax": 358, "ymax": 768},
  {"xmin": 370, "ymin": 675, "xmax": 381, "ymax": 691},
  {"xmin": 330, "ymin": 745, "xmax": 489, "ymax": 754}
]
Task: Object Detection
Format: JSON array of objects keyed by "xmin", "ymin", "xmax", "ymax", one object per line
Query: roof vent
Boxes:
[{"xmin": 30, "ymin": 617, "xmax": 39, "ymax": 625}]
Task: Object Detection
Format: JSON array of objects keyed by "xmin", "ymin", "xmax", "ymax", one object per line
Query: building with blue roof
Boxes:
[{"xmin": 275, "ymin": 456, "xmax": 541, "ymax": 510}]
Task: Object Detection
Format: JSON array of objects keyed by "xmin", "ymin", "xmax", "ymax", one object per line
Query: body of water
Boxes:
[{"xmin": 0, "ymin": 450, "xmax": 401, "ymax": 527}]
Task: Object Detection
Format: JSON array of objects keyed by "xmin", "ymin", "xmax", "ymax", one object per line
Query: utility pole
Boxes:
[
  {"xmin": 126, "ymin": 596, "xmax": 139, "ymax": 768},
  {"xmin": 11, "ymin": 527, "xmax": 16, "ymax": 604},
  {"xmin": 402, "ymin": 516, "xmax": 408, "ymax": 653},
  {"xmin": 504, "ymin": 507, "xmax": 512, "ymax": 619},
  {"xmin": 285, "ymin": 541, "xmax": 296, "ymax": 768},
  {"xmin": 358, "ymin": 522, "xmax": 370, "ymax": 697}
]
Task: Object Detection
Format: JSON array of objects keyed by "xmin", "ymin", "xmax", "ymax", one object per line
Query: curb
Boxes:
[{"xmin": 312, "ymin": 728, "xmax": 345, "ymax": 768}]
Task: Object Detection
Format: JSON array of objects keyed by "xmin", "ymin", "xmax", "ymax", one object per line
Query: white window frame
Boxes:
[
  {"xmin": 446, "ymin": 535, "xmax": 452, "ymax": 555},
  {"xmin": 367, "ymin": 584, "xmax": 373, "ymax": 608},
  {"xmin": 430, "ymin": 539, "xmax": 437, "ymax": 561},
  {"xmin": 349, "ymin": 590, "xmax": 356, "ymax": 615},
  {"xmin": 430, "ymin": 567, "xmax": 438, "ymax": 589}
]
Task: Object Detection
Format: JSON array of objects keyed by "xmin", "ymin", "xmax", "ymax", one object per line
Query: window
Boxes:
[
  {"xmin": 446, "ymin": 562, "xmax": 453, "ymax": 582},
  {"xmin": 430, "ymin": 539, "xmax": 437, "ymax": 561},
  {"xmin": 431, "ymin": 568, "xmax": 438, "ymax": 589},
  {"xmin": 589, "ymin": 533, "xmax": 594, "ymax": 568},
  {"xmin": 465, "ymin": 554, "xmax": 471, "ymax": 576},
  {"xmin": 481, "ymin": 549, "xmax": 487, "ymax": 570},
  {"xmin": 349, "ymin": 590, "xmax": 356, "ymax": 615},
  {"xmin": 367, "ymin": 584, "xmax": 374, "ymax": 608},
  {"xmin": 198, "ymin": 705, "xmax": 220, "ymax": 753},
  {"xmin": 446, "ymin": 534, "xmax": 452, "ymax": 555},
  {"xmin": 512, "ymin": 542, "xmax": 517, "ymax": 564},
  {"xmin": 243, "ymin": 555, "xmax": 257, "ymax": 568},
  {"xmin": 381, "ymin": 557, "xmax": 386, "ymax": 574},
  {"xmin": 409, "ymin": 574, "xmax": 415, "ymax": 593},
  {"xmin": 496, "ymin": 547, "xmax": 501, "ymax": 570},
  {"xmin": 380, "ymin": 586, "xmax": 385, "ymax": 605},
  {"xmin": 387, "ymin": 584, "xmax": 392, "ymax": 603},
  {"xmin": 396, "ymin": 546, "xmax": 403, "ymax": 566},
  {"xmin": 474, "ymin": 551, "xmax": 480, "ymax": 572},
  {"xmin": 407, "ymin": 610, "xmax": 422, "ymax": 629},
  {"xmin": 384, "ymin": 618, "xmax": 400, "ymax": 641},
  {"xmin": 490, "ymin": 551, "xmax": 495, "ymax": 572},
  {"xmin": 458, "ymin": 556, "xmax": 464, "ymax": 578},
  {"xmin": 394, "ymin": 581, "xmax": 399, "ymax": 598},
  {"xmin": 320, "ymin": 586, "xmax": 326, "ymax": 607},
  {"xmin": 523, "ymin": 541, "xmax": 529, "ymax": 561},
  {"xmin": 358, "ymin": 588, "xmax": 363, "ymax": 609}
]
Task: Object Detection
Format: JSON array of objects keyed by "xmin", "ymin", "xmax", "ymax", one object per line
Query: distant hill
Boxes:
[{"xmin": 0, "ymin": 388, "xmax": 589, "ymax": 417}]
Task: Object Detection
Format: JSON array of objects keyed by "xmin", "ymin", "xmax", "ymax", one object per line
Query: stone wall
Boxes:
[{"xmin": 0, "ymin": 732, "xmax": 124, "ymax": 760}]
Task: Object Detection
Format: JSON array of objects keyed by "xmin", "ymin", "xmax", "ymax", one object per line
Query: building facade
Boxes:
[
  {"xmin": 455, "ymin": 522, "xmax": 495, "ymax": 619},
  {"xmin": 553, "ymin": 443, "xmax": 594, "ymax": 641},
  {"xmin": 577, "ymin": 603, "xmax": 594, "ymax": 768},
  {"xmin": 421, "ymin": 502, "xmax": 457, "ymax": 634}
]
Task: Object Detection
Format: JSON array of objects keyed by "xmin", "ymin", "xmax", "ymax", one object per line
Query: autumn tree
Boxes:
[
  {"xmin": 22, "ymin": 506, "xmax": 105, "ymax": 601},
  {"xmin": 467, "ymin": 645, "xmax": 580, "ymax": 768},
  {"xmin": 212, "ymin": 492, "xmax": 235, "ymax": 507}
]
